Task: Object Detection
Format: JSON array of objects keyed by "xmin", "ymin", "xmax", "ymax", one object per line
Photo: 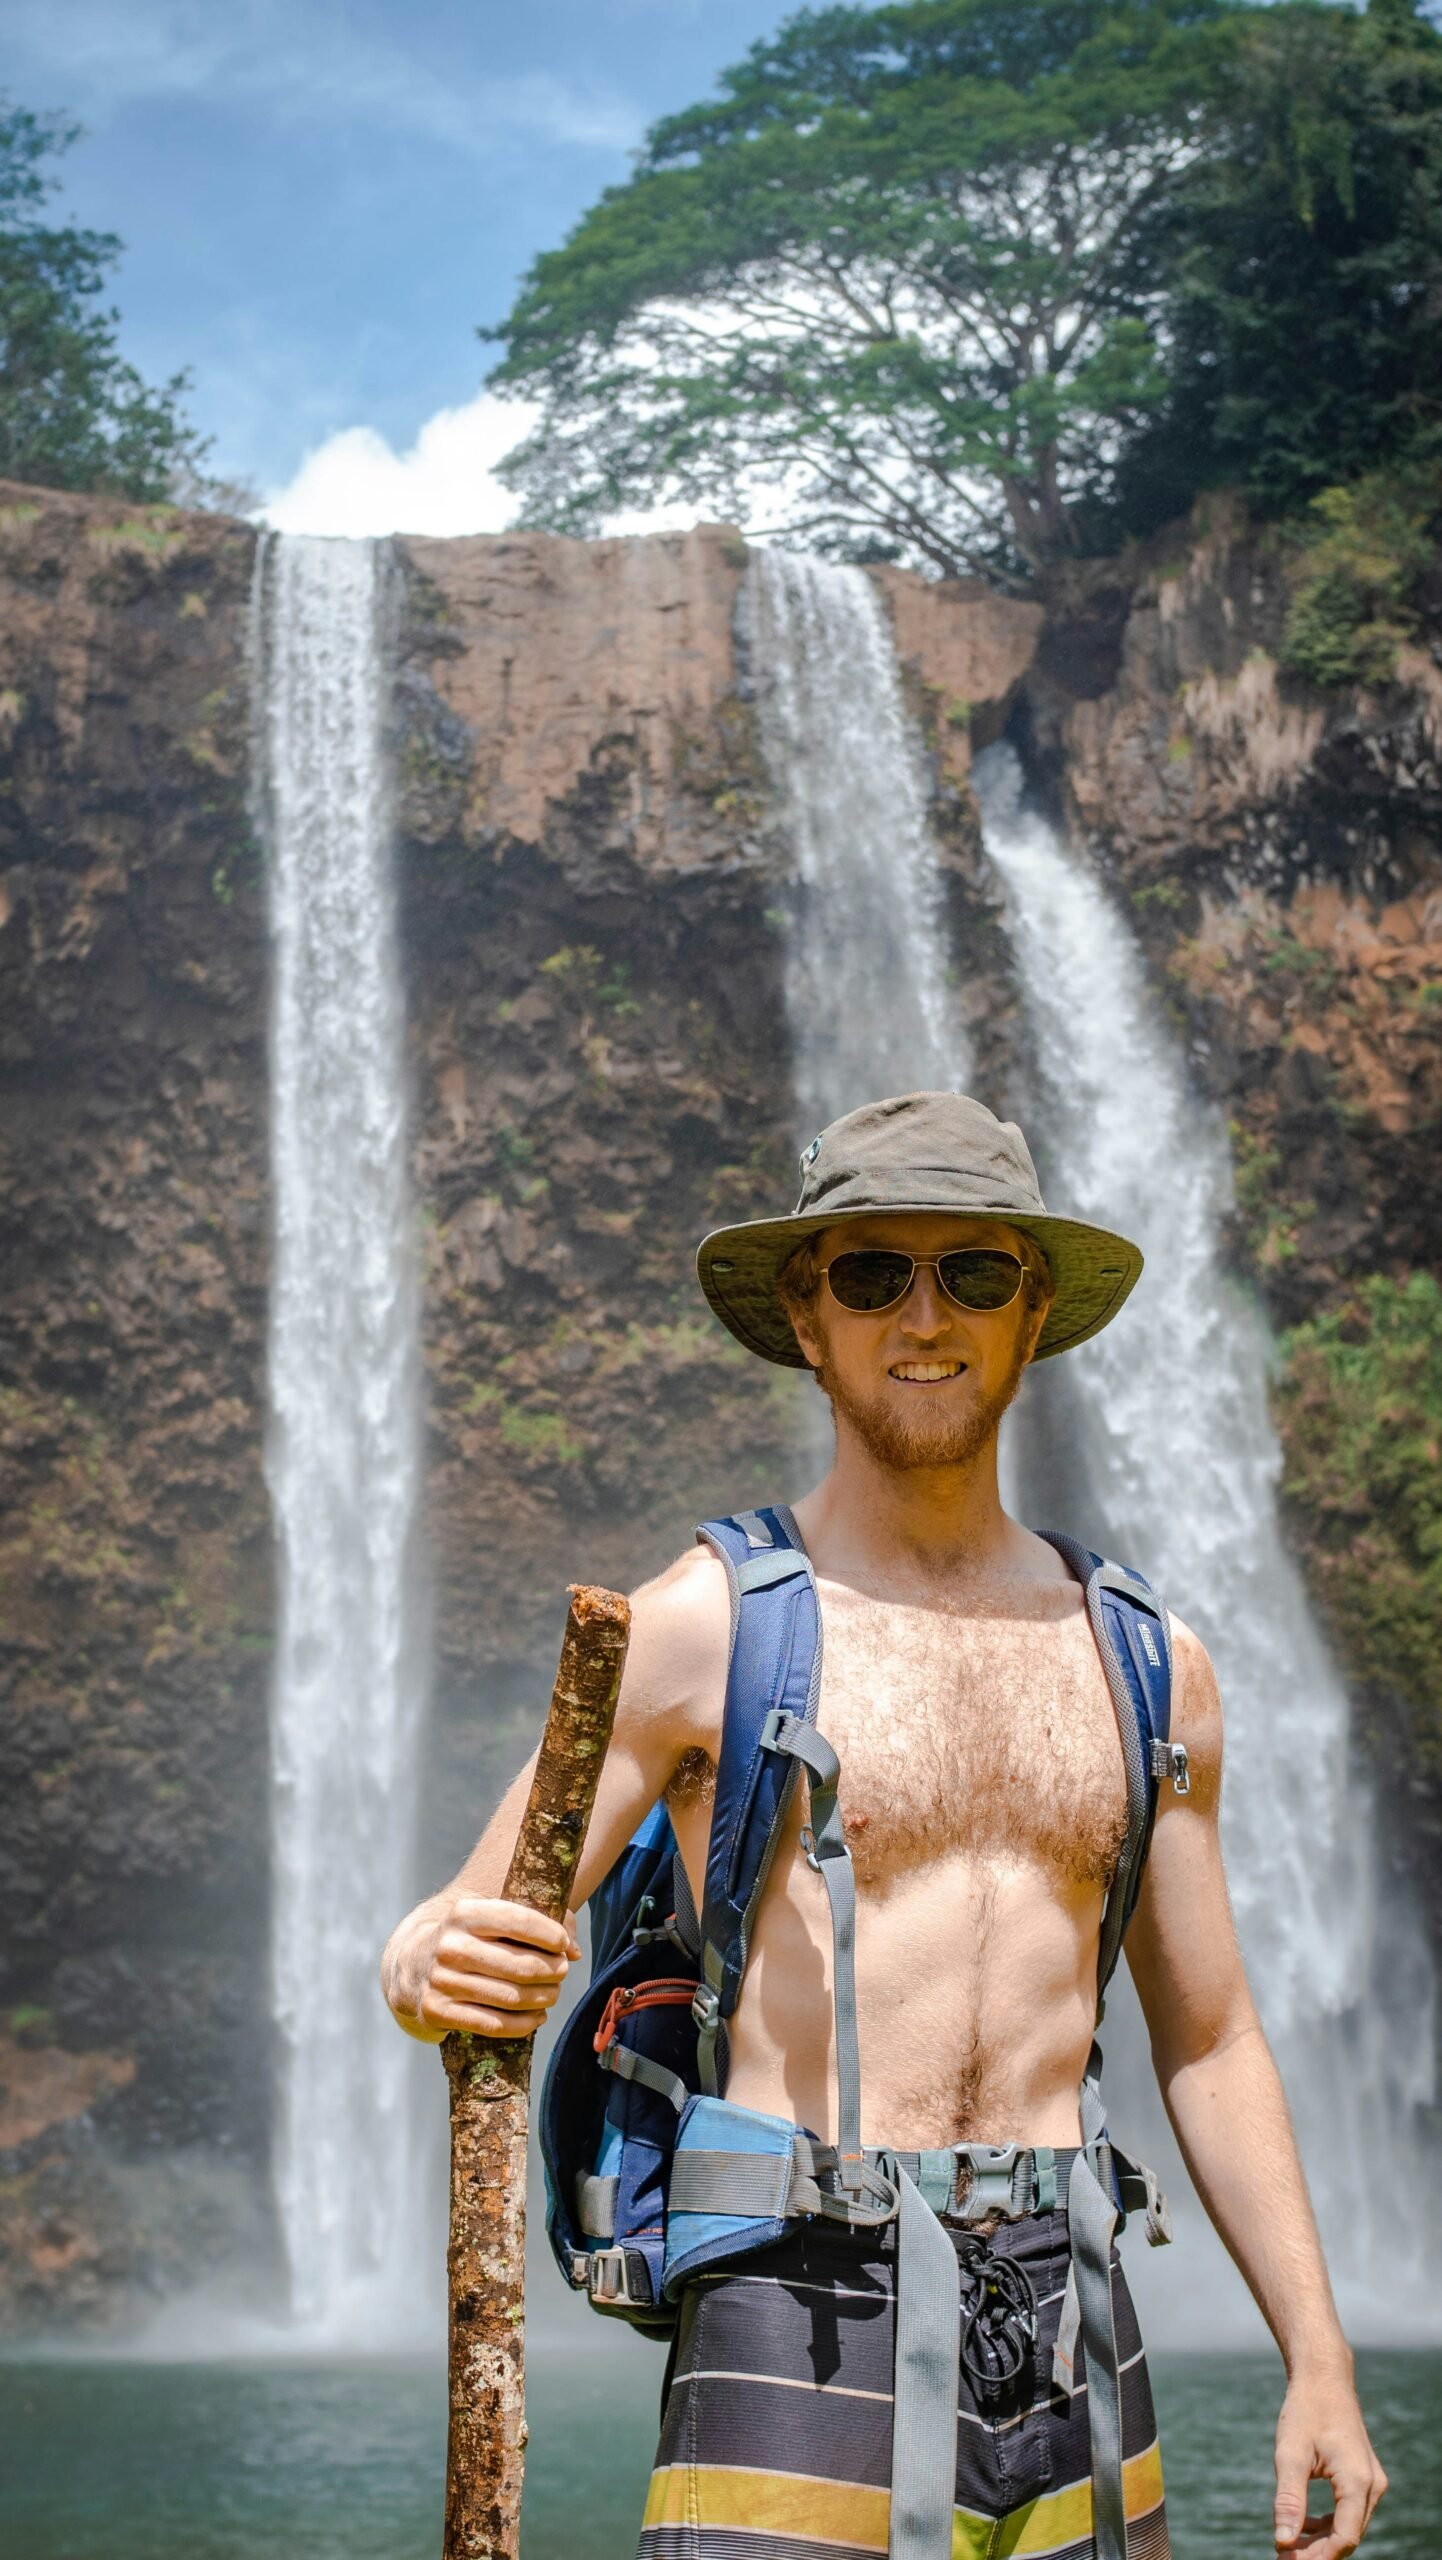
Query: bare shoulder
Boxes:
[
  {"xmin": 1167, "ymin": 1610, "xmax": 1223, "ymax": 1802},
  {"xmin": 620, "ymin": 1541, "xmax": 731, "ymax": 1747}
]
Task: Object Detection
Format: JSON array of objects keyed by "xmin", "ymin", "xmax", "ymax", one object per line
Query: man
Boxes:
[{"xmin": 383, "ymin": 1092, "xmax": 1386, "ymax": 2560}]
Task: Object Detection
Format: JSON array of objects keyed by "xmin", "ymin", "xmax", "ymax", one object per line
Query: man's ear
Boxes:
[
  {"xmin": 1019, "ymin": 1290, "xmax": 1054, "ymax": 1367},
  {"xmin": 788, "ymin": 1303, "xmax": 825, "ymax": 1372}
]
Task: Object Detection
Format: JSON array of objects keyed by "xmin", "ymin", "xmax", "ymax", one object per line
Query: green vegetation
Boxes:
[
  {"xmin": 1276, "ymin": 1272, "xmax": 1442, "ymax": 1786},
  {"xmin": 499, "ymin": 1407, "xmax": 585, "ymax": 1467},
  {"xmin": 1130, "ymin": 878, "xmax": 1187, "ymax": 914},
  {"xmin": 1255, "ymin": 927, "xmax": 1340, "ymax": 999},
  {"xmin": 0, "ymin": 95, "xmax": 209, "ymax": 502},
  {"xmin": 1280, "ymin": 467, "xmax": 1442, "ymax": 687},
  {"xmin": 539, "ymin": 944, "xmax": 642, "ymax": 1016},
  {"xmin": 1229, "ymin": 1120, "xmax": 1312, "ymax": 1270},
  {"xmin": 486, "ymin": 0, "xmax": 1442, "ymax": 582}
]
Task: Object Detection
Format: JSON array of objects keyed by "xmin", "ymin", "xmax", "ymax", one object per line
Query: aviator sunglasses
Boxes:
[{"xmin": 821, "ymin": 1246, "xmax": 1026, "ymax": 1317}]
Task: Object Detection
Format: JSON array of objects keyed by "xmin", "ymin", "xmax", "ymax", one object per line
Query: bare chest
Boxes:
[{"xmin": 815, "ymin": 1588, "xmax": 1128, "ymax": 1893}]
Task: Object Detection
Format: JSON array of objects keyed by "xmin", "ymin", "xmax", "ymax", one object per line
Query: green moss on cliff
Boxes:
[
  {"xmin": 1275, "ymin": 1273, "xmax": 1442, "ymax": 1809},
  {"xmin": 1279, "ymin": 468, "xmax": 1440, "ymax": 688}
]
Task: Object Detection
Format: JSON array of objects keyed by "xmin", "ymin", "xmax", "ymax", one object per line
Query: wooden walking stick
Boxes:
[{"xmin": 441, "ymin": 1583, "xmax": 630, "ymax": 2560}]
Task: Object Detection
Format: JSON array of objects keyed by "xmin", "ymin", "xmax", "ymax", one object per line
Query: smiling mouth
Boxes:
[{"xmin": 889, "ymin": 1360, "xmax": 966, "ymax": 1383}]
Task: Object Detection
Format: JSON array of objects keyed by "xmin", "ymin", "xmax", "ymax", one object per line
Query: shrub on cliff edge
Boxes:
[
  {"xmin": 1276, "ymin": 1271, "xmax": 1442, "ymax": 1813},
  {"xmin": 1279, "ymin": 466, "xmax": 1442, "ymax": 688}
]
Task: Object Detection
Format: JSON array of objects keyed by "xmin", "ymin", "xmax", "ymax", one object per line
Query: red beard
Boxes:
[{"xmin": 813, "ymin": 1336, "xmax": 1028, "ymax": 1473}]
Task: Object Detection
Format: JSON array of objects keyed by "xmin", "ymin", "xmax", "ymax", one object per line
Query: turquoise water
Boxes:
[{"xmin": 1, "ymin": 2347, "xmax": 1435, "ymax": 2557}]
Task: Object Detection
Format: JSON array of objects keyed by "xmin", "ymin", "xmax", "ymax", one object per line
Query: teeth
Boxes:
[{"xmin": 890, "ymin": 1361, "xmax": 963, "ymax": 1382}]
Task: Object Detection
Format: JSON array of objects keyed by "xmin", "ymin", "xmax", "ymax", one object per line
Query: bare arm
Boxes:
[
  {"xmin": 380, "ymin": 1544, "xmax": 728, "ymax": 2043},
  {"xmin": 1125, "ymin": 1619, "xmax": 1387, "ymax": 2559}
]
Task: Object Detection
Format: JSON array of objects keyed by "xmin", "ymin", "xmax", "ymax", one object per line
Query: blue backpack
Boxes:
[{"xmin": 540, "ymin": 1501, "xmax": 1186, "ymax": 2332}]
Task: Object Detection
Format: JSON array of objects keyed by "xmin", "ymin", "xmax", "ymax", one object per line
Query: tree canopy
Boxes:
[
  {"xmin": 487, "ymin": 0, "xmax": 1442, "ymax": 581},
  {"xmin": 0, "ymin": 97, "xmax": 209, "ymax": 505}
]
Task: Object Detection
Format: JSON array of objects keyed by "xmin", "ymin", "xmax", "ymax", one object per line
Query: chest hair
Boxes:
[{"xmin": 667, "ymin": 1582, "xmax": 1128, "ymax": 1896}]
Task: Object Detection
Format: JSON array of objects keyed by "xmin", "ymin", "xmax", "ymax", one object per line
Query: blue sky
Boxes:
[{"xmin": 7, "ymin": 0, "xmax": 796, "ymax": 526}]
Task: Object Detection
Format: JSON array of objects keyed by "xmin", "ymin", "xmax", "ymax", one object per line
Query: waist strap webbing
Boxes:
[{"xmin": 891, "ymin": 2168, "xmax": 963, "ymax": 2560}]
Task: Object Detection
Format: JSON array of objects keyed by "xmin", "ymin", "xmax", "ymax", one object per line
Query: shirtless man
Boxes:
[{"xmin": 382, "ymin": 1091, "xmax": 1386, "ymax": 2560}]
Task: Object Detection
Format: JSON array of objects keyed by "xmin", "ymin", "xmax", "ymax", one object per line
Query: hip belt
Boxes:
[{"xmin": 579, "ymin": 2108, "xmax": 1172, "ymax": 2560}]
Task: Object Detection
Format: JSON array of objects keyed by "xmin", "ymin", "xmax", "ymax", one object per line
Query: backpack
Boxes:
[{"xmin": 539, "ymin": 1501, "xmax": 1186, "ymax": 2334}]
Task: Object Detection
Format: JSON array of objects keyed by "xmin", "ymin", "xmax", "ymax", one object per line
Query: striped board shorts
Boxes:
[{"xmin": 638, "ymin": 2205, "xmax": 1169, "ymax": 2560}]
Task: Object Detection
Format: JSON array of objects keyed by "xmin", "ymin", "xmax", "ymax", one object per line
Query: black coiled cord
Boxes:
[{"xmin": 955, "ymin": 2234, "xmax": 1038, "ymax": 2395}]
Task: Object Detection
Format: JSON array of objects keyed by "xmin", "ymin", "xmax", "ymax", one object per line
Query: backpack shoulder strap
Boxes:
[
  {"xmin": 1038, "ymin": 1528, "xmax": 1180, "ymax": 2004},
  {"xmin": 692, "ymin": 1504, "xmax": 821, "ymax": 2088}
]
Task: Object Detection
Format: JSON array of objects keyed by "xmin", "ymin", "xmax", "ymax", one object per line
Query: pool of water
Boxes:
[{"xmin": 1, "ymin": 2344, "xmax": 1434, "ymax": 2557}]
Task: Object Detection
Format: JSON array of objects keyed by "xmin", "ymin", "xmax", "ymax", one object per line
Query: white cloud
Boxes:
[
  {"xmin": 258, "ymin": 386, "xmax": 698, "ymax": 540},
  {"xmin": 258, "ymin": 390, "xmax": 534, "ymax": 538}
]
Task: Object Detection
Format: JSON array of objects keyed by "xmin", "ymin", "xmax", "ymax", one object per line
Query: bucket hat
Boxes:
[{"xmin": 696, "ymin": 1091, "xmax": 1143, "ymax": 1368}]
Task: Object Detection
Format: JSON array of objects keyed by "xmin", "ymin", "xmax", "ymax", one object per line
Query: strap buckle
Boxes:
[
  {"xmin": 1113, "ymin": 2149, "xmax": 1173, "ymax": 2247},
  {"xmin": 953, "ymin": 2142, "xmax": 1030, "ymax": 2222},
  {"xmin": 585, "ymin": 2245, "xmax": 649, "ymax": 2309},
  {"xmin": 1149, "ymin": 1737, "xmax": 1190, "ymax": 1796},
  {"xmin": 760, "ymin": 1706, "xmax": 801, "ymax": 1753},
  {"xmin": 827, "ymin": 2152, "xmax": 901, "ymax": 2227},
  {"xmin": 691, "ymin": 1981, "xmax": 721, "ymax": 2034}
]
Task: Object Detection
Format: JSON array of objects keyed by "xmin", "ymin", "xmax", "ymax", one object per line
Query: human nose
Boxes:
[{"xmin": 897, "ymin": 1266, "xmax": 952, "ymax": 1339}]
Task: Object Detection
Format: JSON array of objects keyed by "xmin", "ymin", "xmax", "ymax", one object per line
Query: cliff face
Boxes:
[
  {"xmin": 0, "ymin": 478, "xmax": 1436, "ymax": 2335},
  {"xmin": 1038, "ymin": 500, "xmax": 1442, "ymax": 1310},
  {"xmin": 1031, "ymin": 498, "xmax": 1442, "ymax": 1926},
  {"xmin": 0, "ymin": 486, "xmax": 271, "ymax": 2326},
  {"xmin": 0, "ymin": 489, "xmax": 1040, "ymax": 2330}
]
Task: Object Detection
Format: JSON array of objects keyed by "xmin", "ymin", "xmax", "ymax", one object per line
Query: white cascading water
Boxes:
[
  {"xmin": 745, "ymin": 553, "xmax": 1438, "ymax": 2337},
  {"xmin": 969, "ymin": 744, "xmax": 1438, "ymax": 2330},
  {"xmin": 742, "ymin": 550, "xmax": 972, "ymax": 1120},
  {"xmin": 254, "ymin": 532, "xmax": 433, "ymax": 2342}
]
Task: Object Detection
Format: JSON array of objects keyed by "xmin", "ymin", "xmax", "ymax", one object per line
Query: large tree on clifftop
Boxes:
[
  {"xmin": 487, "ymin": 0, "xmax": 1442, "ymax": 581},
  {"xmin": 486, "ymin": 0, "xmax": 1234, "ymax": 582}
]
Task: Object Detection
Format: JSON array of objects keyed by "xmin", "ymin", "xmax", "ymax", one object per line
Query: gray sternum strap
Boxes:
[
  {"xmin": 760, "ymin": 1708, "xmax": 863, "ymax": 2165},
  {"xmin": 756, "ymin": 1708, "xmax": 963, "ymax": 2560}
]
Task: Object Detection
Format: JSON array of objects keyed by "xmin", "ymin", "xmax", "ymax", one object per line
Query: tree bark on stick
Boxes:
[{"xmin": 441, "ymin": 1583, "xmax": 630, "ymax": 2560}]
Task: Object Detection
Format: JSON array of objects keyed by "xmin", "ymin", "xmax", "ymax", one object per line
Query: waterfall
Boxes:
[
  {"xmin": 744, "ymin": 551, "xmax": 1438, "ymax": 2334},
  {"xmin": 741, "ymin": 550, "xmax": 972, "ymax": 1122},
  {"xmin": 253, "ymin": 532, "xmax": 432, "ymax": 2342},
  {"xmin": 971, "ymin": 741, "xmax": 1438, "ymax": 2331}
]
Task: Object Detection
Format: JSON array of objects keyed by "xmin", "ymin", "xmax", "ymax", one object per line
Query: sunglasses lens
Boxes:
[
  {"xmin": 827, "ymin": 1250, "xmax": 915, "ymax": 1312},
  {"xmin": 937, "ymin": 1249, "xmax": 1024, "ymax": 1310}
]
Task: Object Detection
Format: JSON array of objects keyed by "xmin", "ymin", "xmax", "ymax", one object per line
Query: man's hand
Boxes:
[
  {"xmin": 1274, "ymin": 2371, "xmax": 1387, "ymax": 2557},
  {"xmin": 382, "ymin": 1894, "xmax": 581, "ymax": 2044}
]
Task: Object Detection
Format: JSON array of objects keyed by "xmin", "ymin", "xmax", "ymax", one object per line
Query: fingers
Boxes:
[
  {"xmin": 417, "ymin": 1983, "xmax": 549, "ymax": 2039},
  {"xmin": 1280, "ymin": 2471, "xmax": 1385, "ymax": 2560},
  {"xmin": 1274, "ymin": 2435, "xmax": 1312, "ymax": 2549},
  {"xmin": 436, "ymin": 1930, "xmax": 569, "ymax": 1989},
  {"xmin": 430, "ymin": 1963, "xmax": 560, "ymax": 2013},
  {"xmin": 450, "ymin": 1897, "xmax": 579, "ymax": 1959},
  {"xmin": 415, "ymin": 1895, "xmax": 580, "ymax": 2040}
]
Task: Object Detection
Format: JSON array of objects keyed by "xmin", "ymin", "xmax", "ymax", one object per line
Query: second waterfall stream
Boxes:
[{"xmin": 743, "ymin": 547, "xmax": 1439, "ymax": 2333}]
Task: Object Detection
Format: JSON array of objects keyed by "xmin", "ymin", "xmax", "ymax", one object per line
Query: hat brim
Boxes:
[{"xmin": 696, "ymin": 1205, "xmax": 1142, "ymax": 1368}]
